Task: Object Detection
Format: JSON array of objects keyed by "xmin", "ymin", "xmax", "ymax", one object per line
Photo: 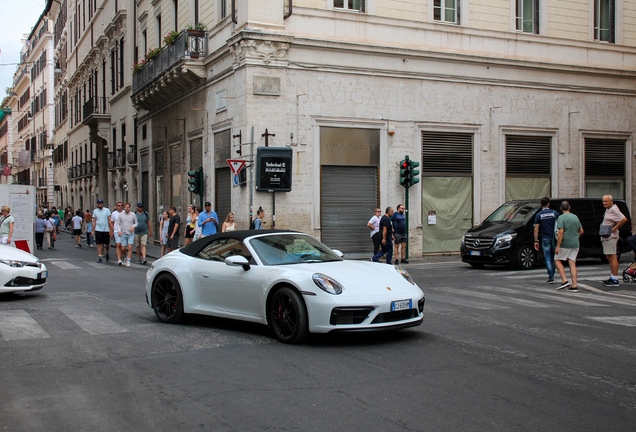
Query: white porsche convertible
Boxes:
[{"xmin": 145, "ymin": 230, "xmax": 425, "ymax": 343}]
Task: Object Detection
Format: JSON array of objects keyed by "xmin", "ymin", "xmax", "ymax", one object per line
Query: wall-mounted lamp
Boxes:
[{"xmin": 54, "ymin": 62, "xmax": 63, "ymax": 74}]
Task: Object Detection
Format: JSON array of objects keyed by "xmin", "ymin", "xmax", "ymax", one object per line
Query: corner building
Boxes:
[{"xmin": 103, "ymin": 1, "xmax": 636, "ymax": 255}]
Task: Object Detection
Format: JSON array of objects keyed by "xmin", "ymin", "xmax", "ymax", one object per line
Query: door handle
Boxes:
[{"xmin": 201, "ymin": 274, "xmax": 209, "ymax": 278}]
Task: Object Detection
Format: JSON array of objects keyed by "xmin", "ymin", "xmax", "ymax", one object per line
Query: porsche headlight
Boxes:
[
  {"xmin": 312, "ymin": 273, "xmax": 343, "ymax": 295},
  {"xmin": 396, "ymin": 267, "xmax": 415, "ymax": 285},
  {"xmin": 0, "ymin": 259, "xmax": 29, "ymax": 268}
]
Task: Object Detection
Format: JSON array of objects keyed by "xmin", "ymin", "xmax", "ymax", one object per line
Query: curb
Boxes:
[{"xmin": 579, "ymin": 282, "xmax": 636, "ymax": 299}]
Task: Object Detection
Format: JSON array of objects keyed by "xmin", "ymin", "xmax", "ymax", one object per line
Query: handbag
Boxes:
[{"xmin": 599, "ymin": 224, "xmax": 612, "ymax": 238}]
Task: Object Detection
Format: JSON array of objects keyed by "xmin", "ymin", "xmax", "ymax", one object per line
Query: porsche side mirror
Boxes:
[
  {"xmin": 225, "ymin": 255, "xmax": 251, "ymax": 271},
  {"xmin": 331, "ymin": 249, "xmax": 344, "ymax": 258}
]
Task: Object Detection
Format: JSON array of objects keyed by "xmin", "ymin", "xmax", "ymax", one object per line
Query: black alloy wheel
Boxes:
[
  {"xmin": 151, "ymin": 273, "xmax": 185, "ymax": 324},
  {"xmin": 516, "ymin": 244, "xmax": 536, "ymax": 270},
  {"xmin": 269, "ymin": 287, "xmax": 309, "ymax": 344}
]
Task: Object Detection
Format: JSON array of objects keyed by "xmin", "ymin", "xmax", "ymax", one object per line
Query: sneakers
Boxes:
[
  {"xmin": 143, "ymin": 260, "xmax": 147, "ymax": 265},
  {"xmin": 78, "ymin": 243, "xmax": 82, "ymax": 248},
  {"xmin": 105, "ymin": 253, "xmax": 110, "ymax": 262},
  {"xmin": 97, "ymin": 257, "xmax": 102, "ymax": 263},
  {"xmin": 567, "ymin": 287, "xmax": 578, "ymax": 292},
  {"xmin": 603, "ymin": 278, "xmax": 619, "ymax": 287},
  {"xmin": 557, "ymin": 281, "xmax": 571, "ymax": 290},
  {"xmin": 401, "ymin": 259, "xmax": 409, "ymax": 264},
  {"xmin": 118, "ymin": 260, "xmax": 123, "ymax": 266},
  {"xmin": 394, "ymin": 259, "xmax": 400, "ymax": 265},
  {"xmin": 137, "ymin": 260, "xmax": 143, "ymax": 265},
  {"xmin": 125, "ymin": 260, "xmax": 131, "ymax": 268},
  {"xmin": 89, "ymin": 244, "xmax": 94, "ymax": 248},
  {"xmin": 75, "ymin": 244, "xmax": 79, "ymax": 248},
  {"xmin": 546, "ymin": 278, "xmax": 554, "ymax": 284}
]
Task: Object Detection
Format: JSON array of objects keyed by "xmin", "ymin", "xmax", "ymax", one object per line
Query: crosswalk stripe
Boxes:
[
  {"xmin": 0, "ymin": 310, "xmax": 50, "ymax": 341},
  {"xmin": 505, "ymin": 271, "xmax": 608, "ymax": 280},
  {"xmin": 424, "ymin": 292, "xmax": 509, "ymax": 310},
  {"xmin": 58, "ymin": 306, "xmax": 128, "ymax": 335},
  {"xmin": 48, "ymin": 261, "xmax": 81, "ymax": 270},
  {"xmin": 586, "ymin": 316, "xmax": 636, "ymax": 327},
  {"xmin": 474, "ymin": 285, "xmax": 608, "ymax": 307},
  {"xmin": 84, "ymin": 261, "xmax": 105, "ymax": 268},
  {"xmin": 427, "ymin": 286, "xmax": 553, "ymax": 308}
]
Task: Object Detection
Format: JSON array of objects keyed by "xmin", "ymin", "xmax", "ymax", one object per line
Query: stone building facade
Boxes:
[{"xmin": 14, "ymin": 0, "xmax": 636, "ymax": 256}]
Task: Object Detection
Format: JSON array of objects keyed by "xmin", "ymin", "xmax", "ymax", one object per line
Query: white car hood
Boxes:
[
  {"xmin": 286, "ymin": 260, "xmax": 418, "ymax": 296},
  {"xmin": 0, "ymin": 245, "xmax": 39, "ymax": 263}
]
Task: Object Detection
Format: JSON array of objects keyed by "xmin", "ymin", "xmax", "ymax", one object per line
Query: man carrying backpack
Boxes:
[
  {"xmin": 533, "ymin": 197, "xmax": 559, "ymax": 283},
  {"xmin": 134, "ymin": 203, "xmax": 152, "ymax": 265}
]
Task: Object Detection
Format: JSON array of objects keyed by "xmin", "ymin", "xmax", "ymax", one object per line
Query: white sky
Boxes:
[{"xmin": 0, "ymin": 0, "xmax": 47, "ymax": 101}]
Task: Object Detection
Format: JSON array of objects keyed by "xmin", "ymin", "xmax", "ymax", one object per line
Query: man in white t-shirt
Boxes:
[
  {"xmin": 110, "ymin": 202, "xmax": 124, "ymax": 265},
  {"xmin": 92, "ymin": 199, "xmax": 112, "ymax": 263}
]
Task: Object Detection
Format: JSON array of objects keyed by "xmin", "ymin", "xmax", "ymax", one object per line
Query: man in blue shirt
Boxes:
[
  {"xmin": 533, "ymin": 197, "xmax": 559, "ymax": 283},
  {"xmin": 198, "ymin": 201, "xmax": 219, "ymax": 237},
  {"xmin": 391, "ymin": 204, "xmax": 408, "ymax": 264}
]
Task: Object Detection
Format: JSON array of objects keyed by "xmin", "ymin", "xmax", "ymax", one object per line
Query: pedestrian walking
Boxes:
[
  {"xmin": 392, "ymin": 204, "xmax": 408, "ymax": 264},
  {"xmin": 372, "ymin": 207, "xmax": 394, "ymax": 264},
  {"xmin": 253, "ymin": 207, "xmax": 265, "ymax": 229},
  {"xmin": 92, "ymin": 199, "xmax": 112, "ymax": 263},
  {"xmin": 184, "ymin": 204, "xmax": 197, "ymax": 246},
  {"xmin": 533, "ymin": 197, "xmax": 559, "ymax": 283},
  {"xmin": 222, "ymin": 212, "xmax": 237, "ymax": 232},
  {"xmin": 71, "ymin": 210, "xmax": 83, "ymax": 248},
  {"xmin": 35, "ymin": 214, "xmax": 46, "ymax": 249},
  {"xmin": 110, "ymin": 202, "xmax": 124, "ymax": 265},
  {"xmin": 197, "ymin": 202, "xmax": 219, "ymax": 237},
  {"xmin": 159, "ymin": 211, "xmax": 170, "ymax": 256},
  {"xmin": 167, "ymin": 206, "xmax": 181, "ymax": 252},
  {"xmin": 367, "ymin": 208, "xmax": 382, "ymax": 255},
  {"xmin": 115, "ymin": 203, "xmax": 138, "ymax": 267},
  {"xmin": 554, "ymin": 201, "xmax": 584, "ymax": 292},
  {"xmin": 84, "ymin": 209, "xmax": 94, "ymax": 247},
  {"xmin": 44, "ymin": 213, "xmax": 56, "ymax": 249},
  {"xmin": 600, "ymin": 195, "xmax": 628, "ymax": 287},
  {"xmin": 134, "ymin": 203, "xmax": 152, "ymax": 264},
  {"xmin": 0, "ymin": 206, "xmax": 15, "ymax": 245}
]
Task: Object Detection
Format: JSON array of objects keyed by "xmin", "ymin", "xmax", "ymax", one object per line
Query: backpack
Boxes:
[{"xmin": 249, "ymin": 219, "xmax": 256, "ymax": 230}]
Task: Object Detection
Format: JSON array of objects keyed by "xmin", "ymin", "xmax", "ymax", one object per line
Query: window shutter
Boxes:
[
  {"xmin": 610, "ymin": 0, "xmax": 616, "ymax": 43},
  {"xmin": 534, "ymin": 0, "xmax": 540, "ymax": 34},
  {"xmin": 506, "ymin": 135, "xmax": 551, "ymax": 176},
  {"xmin": 585, "ymin": 138, "xmax": 624, "ymax": 177},
  {"xmin": 360, "ymin": 0, "xmax": 365, "ymax": 13},
  {"xmin": 457, "ymin": 0, "xmax": 461, "ymax": 24},
  {"xmin": 421, "ymin": 132, "xmax": 472, "ymax": 176}
]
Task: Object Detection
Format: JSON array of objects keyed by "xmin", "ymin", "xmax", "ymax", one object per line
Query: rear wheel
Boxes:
[
  {"xmin": 151, "ymin": 273, "xmax": 185, "ymax": 324},
  {"xmin": 269, "ymin": 287, "xmax": 309, "ymax": 344},
  {"xmin": 516, "ymin": 244, "xmax": 536, "ymax": 270}
]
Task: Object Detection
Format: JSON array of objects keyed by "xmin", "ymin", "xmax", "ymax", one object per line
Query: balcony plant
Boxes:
[
  {"xmin": 132, "ymin": 60, "xmax": 147, "ymax": 75},
  {"xmin": 145, "ymin": 47, "xmax": 161, "ymax": 61},
  {"xmin": 186, "ymin": 22, "xmax": 207, "ymax": 32},
  {"xmin": 163, "ymin": 30, "xmax": 180, "ymax": 46}
]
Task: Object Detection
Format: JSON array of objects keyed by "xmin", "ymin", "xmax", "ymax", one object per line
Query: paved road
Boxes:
[{"xmin": 1, "ymin": 236, "xmax": 635, "ymax": 431}]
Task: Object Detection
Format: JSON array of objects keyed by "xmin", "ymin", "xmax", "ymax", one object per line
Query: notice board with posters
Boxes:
[{"xmin": 255, "ymin": 147, "xmax": 293, "ymax": 192}]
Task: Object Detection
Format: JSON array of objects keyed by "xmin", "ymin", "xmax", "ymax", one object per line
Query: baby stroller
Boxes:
[{"xmin": 622, "ymin": 262, "xmax": 636, "ymax": 283}]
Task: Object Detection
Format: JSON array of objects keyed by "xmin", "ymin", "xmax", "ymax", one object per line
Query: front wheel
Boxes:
[
  {"xmin": 151, "ymin": 273, "xmax": 185, "ymax": 324},
  {"xmin": 269, "ymin": 287, "xmax": 309, "ymax": 344},
  {"xmin": 516, "ymin": 245, "xmax": 536, "ymax": 270}
]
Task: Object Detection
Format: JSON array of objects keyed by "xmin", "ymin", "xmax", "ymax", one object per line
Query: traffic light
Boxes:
[
  {"xmin": 409, "ymin": 160, "xmax": 420, "ymax": 186},
  {"xmin": 188, "ymin": 166, "xmax": 203, "ymax": 195},
  {"xmin": 399, "ymin": 157, "xmax": 410, "ymax": 188}
]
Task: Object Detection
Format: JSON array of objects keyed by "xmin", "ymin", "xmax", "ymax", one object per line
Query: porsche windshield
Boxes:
[
  {"xmin": 249, "ymin": 234, "xmax": 343, "ymax": 266},
  {"xmin": 485, "ymin": 202, "xmax": 540, "ymax": 224}
]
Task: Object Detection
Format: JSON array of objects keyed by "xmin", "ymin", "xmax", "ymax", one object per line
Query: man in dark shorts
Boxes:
[
  {"xmin": 372, "ymin": 207, "xmax": 395, "ymax": 264},
  {"xmin": 392, "ymin": 204, "xmax": 408, "ymax": 264},
  {"xmin": 92, "ymin": 199, "xmax": 112, "ymax": 263},
  {"xmin": 167, "ymin": 206, "xmax": 181, "ymax": 251}
]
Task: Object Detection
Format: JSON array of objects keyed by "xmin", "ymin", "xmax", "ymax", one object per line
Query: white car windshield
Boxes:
[{"xmin": 249, "ymin": 234, "xmax": 342, "ymax": 266}]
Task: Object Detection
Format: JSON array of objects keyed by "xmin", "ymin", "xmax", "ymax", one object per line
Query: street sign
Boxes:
[
  {"xmin": 227, "ymin": 159, "xmax": 246, "ymax": 175},
  {"xmin": 232, "ymin": 173, "xmax": 240, "ymax": 187}
]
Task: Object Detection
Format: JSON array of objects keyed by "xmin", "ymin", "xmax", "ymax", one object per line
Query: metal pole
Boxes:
[
  {"xmin": 272, "ymin": 191, "xmax": 275, "ymax": 229},
  {"xmin": 405, "ymin": 185, "xmax": 409, "ymax": 260},
  {"xmin": 249, "ymin": 126, "xmax": 254, "ymax": 226}
]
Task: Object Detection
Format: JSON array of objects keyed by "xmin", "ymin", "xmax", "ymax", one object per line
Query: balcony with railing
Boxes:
[
  {"xmin": 82, "ymin": 96, "xmax": 110, "ymax": 127},
  {"xmin": 107, "ymin": 151, "xmax": 116, "ymax": 171},
  {"xmin": 131, "ymin": 30, "xmax": 208, "ymax": 110},
  {"xmin": 90, "ymin": 158, "xmax": 99, "ymax": 175},
  {"xmin": 127, "ymin": 145, "xmax": 137, "ymax": 166},
  {"xmin": 116, "ymin": 148, "xmax": 126, "ymax": 169},
  {"xmin": 38, "ymin": 178, "xmax": 46, "ymax": 188}
]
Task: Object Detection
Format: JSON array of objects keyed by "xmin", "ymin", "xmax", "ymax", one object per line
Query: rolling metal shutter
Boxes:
[
  {"xmin": 215, "ymin": 167, "xmax": 231, "ymax": 220},
  {"xmin": 421, "ymin": 132, "xmax": 472, "ymax": 176},
  {"xmin": 142, "ymin": 172, "xmax": 149, "ymax": 211},
  {"xmin": 321, "ymin": 165, "xmax": 378, "ymax": 257},
  {"xmin": 585, "ymin": 138, "xmax": 625, "ymax": 177},
  {"xmin": 506, "ymin": 135, "xmax": 551, "ymax": 176}
]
